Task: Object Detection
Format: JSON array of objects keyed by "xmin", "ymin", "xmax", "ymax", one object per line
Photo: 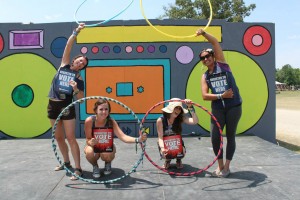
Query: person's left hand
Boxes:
[
  {"xmin": 69, "ymin": 80, "xmax": 78, "ymax": 90},
  {"xmin": 139, "ymin": 133, "xmax": 147, "ymax": 142},
  {"xmin": 76, "ymin": 23, "xmax": 85, "ymax": 32}
]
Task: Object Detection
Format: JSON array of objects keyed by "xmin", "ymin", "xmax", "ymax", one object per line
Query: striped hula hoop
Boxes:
[
  {"xmin": 139, "ymin": 98, "xmax": 223, "ymax": 176},
  {"xmin": 51, "ymin": 96, "xmax": 145, "ymax": 184}
]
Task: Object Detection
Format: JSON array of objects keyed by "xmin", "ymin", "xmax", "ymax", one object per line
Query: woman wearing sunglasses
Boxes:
[{"xmin": 196, "ymin": 28, "xmax": 242, "ymax": 178}]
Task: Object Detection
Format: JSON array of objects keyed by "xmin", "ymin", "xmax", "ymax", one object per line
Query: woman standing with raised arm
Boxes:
[
  {"xmin": 196, "ymin": 28, "xmax": 242, "ymax": 178},
  {"xmin": 47, "ymin": 23, "xmax": 89, "ymax": 180}
]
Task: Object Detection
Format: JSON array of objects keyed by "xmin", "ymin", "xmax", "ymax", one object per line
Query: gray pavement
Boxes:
[{"xmin": 1, "ymin": 136, "xmax": 299, "ymax": 200}]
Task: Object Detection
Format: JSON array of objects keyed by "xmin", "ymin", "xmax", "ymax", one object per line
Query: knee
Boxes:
[{"xmin": 101, "ymin": 153, "xmax": 115, "ymax": 162}]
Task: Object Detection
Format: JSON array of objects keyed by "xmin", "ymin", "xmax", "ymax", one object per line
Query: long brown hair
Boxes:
[{"xmin": 162, "ymin": 111, "xmax": 184, "ymax": 133}]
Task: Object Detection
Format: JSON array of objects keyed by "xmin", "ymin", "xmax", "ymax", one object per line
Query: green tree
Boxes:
[
  {"xmin": 161, "ymin": 0, "xmax": 256, "ymax": 22},
  {"xmin": 276, "ymin": 64, "xmax": 298, "ymax": 86}
]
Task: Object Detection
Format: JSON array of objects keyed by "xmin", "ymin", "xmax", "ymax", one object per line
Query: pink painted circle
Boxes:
[
  {"xmin": 125, "ymin": 46, "xmax": 133, "ymax": 53},
  {"xmin": 252, "ymin": 34, "xmax": 263, "ymax": 46},
  {"xmin": 80, "ymin": 46, "xmax": 88, "ymax": 54}
]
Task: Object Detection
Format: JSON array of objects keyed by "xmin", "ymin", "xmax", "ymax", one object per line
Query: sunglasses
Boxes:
[{"xmin": 199, "ymin": 54, "xmax": 212, "ymax": 61}]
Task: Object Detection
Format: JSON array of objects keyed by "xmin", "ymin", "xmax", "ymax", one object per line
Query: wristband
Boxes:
[
  {"xmin": 72, "ymin": 30, "xmax": 78, "ymax": 36},
  {"xmin": 202, "ymin": 31, "xmax": 206, "ymax": 36},
  {"xmin": 135, "ymin": 137, "xmax": 139, "ymax": 144},
  {"xmin": 217, "ymin": 94, "xmax": 221, "ymax": 99}
]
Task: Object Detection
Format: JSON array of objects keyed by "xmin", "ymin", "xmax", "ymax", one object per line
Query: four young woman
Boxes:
[{"xmin": 49, "ymin": 26, "xmax": 241, "ymax": 180}]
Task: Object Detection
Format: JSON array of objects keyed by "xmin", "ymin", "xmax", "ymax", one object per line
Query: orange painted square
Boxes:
[{"xmin": 86, "ymin": 66, "xmax": 164, "ymax": 114}]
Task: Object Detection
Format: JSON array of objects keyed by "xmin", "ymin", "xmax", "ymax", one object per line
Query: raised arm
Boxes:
[
  {"xmin": 183, "ymin": 99, "xmax": 199, "ymax": 125},
  {"xmin": 60, "ymin": 23, "xmax": 85, "ymax": 67},
  {"xmin": 196, "ymin": 28, "xmax": 226, "ymax": 63}
]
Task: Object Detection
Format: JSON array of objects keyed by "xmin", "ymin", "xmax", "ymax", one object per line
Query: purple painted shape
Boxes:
[
  {"xmin": 14, "ymin": 33, "xmax": 39, "ymax": 46},
  {"xmin": 9, "ymin": 30, "xmax": 44, "ymax": 49},
  {"xmin": 176, "ymin": 45, "xmax": 194, "ymax": 64}
]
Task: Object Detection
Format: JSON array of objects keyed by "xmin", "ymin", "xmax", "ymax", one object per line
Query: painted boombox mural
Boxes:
[{"xmin": 0, "ymin": 19, "xmax": 275, "ymax": 142}]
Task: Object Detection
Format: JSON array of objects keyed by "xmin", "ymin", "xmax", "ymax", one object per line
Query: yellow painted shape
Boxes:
[
  {"xmin": 187, "ymin": 51, "xmax": 268, "ymax": 134},
  {"xmin": 78, "ymin": 26, "xmax": 221, "ymax": 43},
  {"xmin": 0, "ymin": 54, "xmax": 56, "ymax": 138}
]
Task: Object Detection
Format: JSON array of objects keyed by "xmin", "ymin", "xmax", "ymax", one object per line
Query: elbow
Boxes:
[{"xmin": 202, "ymin": 96, "xmax": 209, "ymax": 101}]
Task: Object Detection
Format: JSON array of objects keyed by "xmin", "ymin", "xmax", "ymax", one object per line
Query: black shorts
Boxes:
[{"xmin": 47, "ymin": 99, "xmax": 76, "ymax": 120}]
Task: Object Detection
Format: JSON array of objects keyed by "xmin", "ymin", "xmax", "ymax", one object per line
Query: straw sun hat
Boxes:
[{"xmin": 161, "ymin": 98, "xmax": 188, "ymax": 114}]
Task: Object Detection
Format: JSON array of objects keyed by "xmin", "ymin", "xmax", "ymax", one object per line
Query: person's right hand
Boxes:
[
  {"xmin": 196, "ymin": 28, "xmax": 205, "ymax": 36},
  {"xmin": 161, "ymin": 147, "xmax": 169, "ymax": 157},
  {"xmin": 89, "ymin": 138, "xmax": 98, "ymax": 146}
]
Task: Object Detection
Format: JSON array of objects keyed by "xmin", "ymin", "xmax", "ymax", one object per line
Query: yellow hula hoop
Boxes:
[{"xmin": 139, "ymin": 0, "xmax": 213, "ymax": 39}]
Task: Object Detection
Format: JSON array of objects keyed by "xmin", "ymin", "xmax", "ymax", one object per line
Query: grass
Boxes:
[
  {"xmin": 276, "ymin": 90, "xmax": 300, "ymax": 110},
  {"xmin": 276, "ymin": 90, "xmax": 300, "ymax": 153}
]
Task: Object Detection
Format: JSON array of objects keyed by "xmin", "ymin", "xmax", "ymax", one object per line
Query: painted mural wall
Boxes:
[{"xmin": 0, "ymin": 19, "xmax": 275, "ymax": 142}]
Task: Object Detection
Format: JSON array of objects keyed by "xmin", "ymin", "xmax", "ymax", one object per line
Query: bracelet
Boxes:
[{"xmin": 72, "ymin": 30, "xmax": 78, "ymax": 36}]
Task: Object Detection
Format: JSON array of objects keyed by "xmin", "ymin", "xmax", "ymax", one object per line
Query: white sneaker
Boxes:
[
  {"xmin": 92, "ymin": 165, "xmax": 100, "ymax": 178},
  {"xmin": 104, "ymin": 162, "xmax": 112, "ymax": 175},
  {"xmin": 219, "ymin": 169, "xmax": 230, "ymax": 178}
]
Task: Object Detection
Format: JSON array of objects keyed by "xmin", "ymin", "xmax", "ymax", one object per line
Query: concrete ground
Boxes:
[{"xmin": 1, "ymin": 137, "xmax": 299, "ymax": 200}]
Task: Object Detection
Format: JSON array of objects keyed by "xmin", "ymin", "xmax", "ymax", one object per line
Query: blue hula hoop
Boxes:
[
  {"xmin": 51, "ymin": 96, "xmax": 145, "ymax": 184},
  {"xmin": 74, "ymin": 0, "xmax": 135, "ymax": 27}
]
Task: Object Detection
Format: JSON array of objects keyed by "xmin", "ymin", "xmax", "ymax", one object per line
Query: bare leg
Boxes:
[
  {"xmin": 63, "ymin": 119, "xmax": 81, "ymax": 170},
  {"xmin": 50, "ymin": 119, "xmax": 70, "ymax": 164}
]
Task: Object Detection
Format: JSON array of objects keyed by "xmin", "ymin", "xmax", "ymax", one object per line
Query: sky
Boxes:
[{"xmin": 0, "ymin": 0, "xmax": 299, "ymax": 69}]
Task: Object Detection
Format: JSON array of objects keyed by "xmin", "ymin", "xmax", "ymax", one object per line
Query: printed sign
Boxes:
[
  {"xmin": 93, "ymin": 128, "xmax": 114, "ymax": 153},
  {"xmin": 56, "ymin": 67, "xmax": 76, "ymax": 95},
  {"xmin": 163, "ymin": 134, "xmax": 184, "ymax": 159},
  {"xmin": 208, "ymin": 72, "xmax": 229, "ymax": 94}
]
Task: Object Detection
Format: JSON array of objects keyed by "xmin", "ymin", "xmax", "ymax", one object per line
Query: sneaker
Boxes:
[
  {"xmin": 92, "ymin": 165, "xmax": 100, "ymax": 178},
  {"xmin": 176, "ymin": 159, "xmax": 183, "ymax": 169},
  {"xmin": 211, "ymin": 169, "xmax": 221, "ymax": 177},
  {"xmin": 219, "ymin": 169, "xmax": 230, "ymax": 178},
  {"xmin": 104, "ymin": 162, "xmax": 112, "ymax": 175}
]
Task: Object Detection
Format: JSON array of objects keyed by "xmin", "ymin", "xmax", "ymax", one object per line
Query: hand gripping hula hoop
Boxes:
[
  {"xmin": 139, "ymin": 99, "xmax": 223, "ymax": 176},
  {"xmin": 74, "ymin": 0, "xmax": 135, "ymax": 27},
  {"xmin": 139, "ymin": 0, "xmax": 213, "ymax": 39},
  {"xmin": 51, "ymin": 96, "xmax": 145, "ymax": 184}
]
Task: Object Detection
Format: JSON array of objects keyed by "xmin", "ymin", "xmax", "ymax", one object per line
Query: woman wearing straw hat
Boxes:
[{"xmin": 157, "ymin": 98, "xmax": 199, "ymax": 169}]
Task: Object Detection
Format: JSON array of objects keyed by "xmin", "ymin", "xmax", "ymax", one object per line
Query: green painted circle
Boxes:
[
  {"xmin": 12, "ymin": 84, "xmax": 34, "ymax": 108},
  {"xmin": 187, "ymin": 51, "xmax": 268, "ymax": 134},
  {"xmin": 0, "ymin": 54, "xmax": 56, "ymax": 138}
]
